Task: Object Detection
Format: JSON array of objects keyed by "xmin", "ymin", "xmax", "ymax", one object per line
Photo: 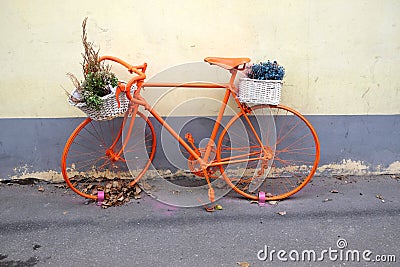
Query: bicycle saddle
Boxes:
[{"xmin": 204, "ymin": 57, "xmax": 251, "ymax": 70}]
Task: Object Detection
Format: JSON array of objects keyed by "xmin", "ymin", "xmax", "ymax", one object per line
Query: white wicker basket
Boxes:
[
  {"xmin": 68, "ymin": 85, "xmax": 135, "ymax": 121},
  {"xmin": 238, "ymin": 78, "xmax": 282, "ymax": 105}
]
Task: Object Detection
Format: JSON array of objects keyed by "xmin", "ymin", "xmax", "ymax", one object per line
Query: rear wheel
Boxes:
[{"xmin": 217, "ymin": 104, "xmax": 320, "ymax": 200}]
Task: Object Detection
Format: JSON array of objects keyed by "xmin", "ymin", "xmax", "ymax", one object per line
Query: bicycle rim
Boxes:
[
  {"xmin": 217, "ymin": 104, "xmax": 320, "ymax": 200},
  {"xmin": 61, "ymin": 113, "xmax": 155, "ymax": 200}
]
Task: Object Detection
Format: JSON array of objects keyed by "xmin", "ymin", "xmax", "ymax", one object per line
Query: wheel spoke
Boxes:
[
  {"xmin": 217, "ymin": 104, "xmax": 319, "ymax": 200},
  {"xmin": 62, "ymin": 113, "xmax": 156, "ymax": 200}
]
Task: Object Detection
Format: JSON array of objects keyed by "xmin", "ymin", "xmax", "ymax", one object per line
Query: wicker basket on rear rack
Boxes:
[
  {"xmin": 238, "ymin": 78, "xmax": 282, "ymax": 105},
  {"xmin": 68, "ymin": 85, "xmax": 135, "ymax": 121}
]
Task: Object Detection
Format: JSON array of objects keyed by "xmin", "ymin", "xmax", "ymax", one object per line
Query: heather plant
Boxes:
[
  {"xmin": 67, "ymin": 17, "xmax": 118, "ymax": 110},
  {"xmin": 246, "ymin": 60, "xmax": 285, "ymax": 80}
]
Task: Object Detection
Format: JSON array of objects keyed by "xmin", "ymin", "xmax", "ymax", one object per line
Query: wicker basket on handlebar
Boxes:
[{"xmin": 68, "ymin": 85, "xmax": 136, "ymax": 121}]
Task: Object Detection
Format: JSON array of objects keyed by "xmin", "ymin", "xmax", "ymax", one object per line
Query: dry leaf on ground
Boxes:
[
  {"xmin": 81, "ymin": 179, "xmax": 143, "ymax": 208},
  {"xmin": 376, "ymin": 195, "xmax": 385, "ymax": 202}
]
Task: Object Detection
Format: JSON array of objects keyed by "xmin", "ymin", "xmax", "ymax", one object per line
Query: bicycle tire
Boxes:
[
  {"xmin": 217, "ymin": 104, "xmax": 320, "ymax": 200},
  {"xmin": 61, "ymin": 112, "xmax": 156, "ymax": 200}
]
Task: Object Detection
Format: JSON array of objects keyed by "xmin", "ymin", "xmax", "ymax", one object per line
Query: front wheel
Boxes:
[
  {"xmin": 61, "ymin": 112, "xmax": 156, "ymax": 200},
  {"xmin": 217, "ymin": 104, "xmax": 320, "ymax": 200}
]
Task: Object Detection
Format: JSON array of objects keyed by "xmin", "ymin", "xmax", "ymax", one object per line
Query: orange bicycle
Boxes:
[{"xmin": 61, "ymin": 56, "xmax": 320, "ymax": 208}]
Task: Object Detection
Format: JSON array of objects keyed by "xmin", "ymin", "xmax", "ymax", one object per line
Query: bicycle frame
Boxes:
[
  {"xmin": 131, "ymin": 73, "xmax": 271, "ymax": 170},
  {"xmin": 63, "ymin": 56, "xmax": 320, "ymax": 206},
  {"xmin": 98, "ymin": 56, "xmax": 273, "ymax": 201}
]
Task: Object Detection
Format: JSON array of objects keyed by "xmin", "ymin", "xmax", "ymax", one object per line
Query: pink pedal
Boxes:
[
  {"xmin": 258, "ymin": 191, "xmax": 266, "ymax": 207},
  {"xmin": 97, "ymin": 191, "xmax": 104, "ymax": 206}
]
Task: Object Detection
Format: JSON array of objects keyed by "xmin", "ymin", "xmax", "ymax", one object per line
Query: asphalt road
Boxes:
[{"xmin": 0, "ymin": 175, "xmax": 399, "ymax": 267}]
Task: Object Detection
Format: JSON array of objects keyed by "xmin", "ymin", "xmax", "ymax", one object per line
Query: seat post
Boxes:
[{"xmin": 228, "ymin": 68, "xmax": 238, "ymax": 91}]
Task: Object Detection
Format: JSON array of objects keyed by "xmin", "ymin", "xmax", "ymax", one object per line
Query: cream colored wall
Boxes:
[{"xmin": 0, "ymin": 0, "xmax": 399, "ymax": 118}]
